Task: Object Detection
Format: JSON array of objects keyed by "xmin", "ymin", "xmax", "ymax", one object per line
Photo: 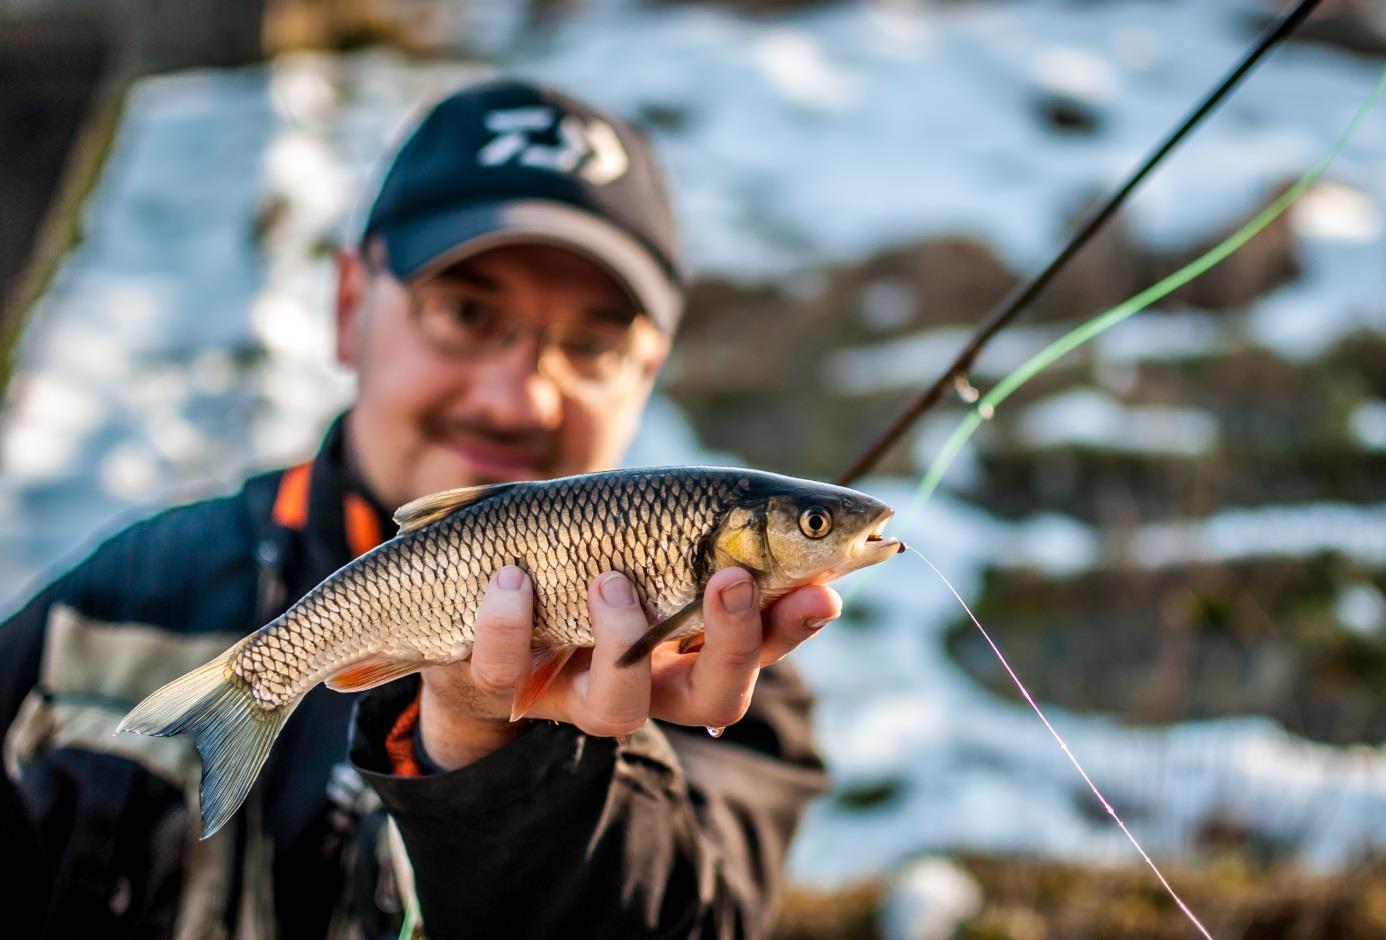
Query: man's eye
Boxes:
[
  {"xmin": 560, "ymin": 331, "xmax": 628, "ymax": 364},
  {"xmin": 562, "ymin": 333, "xmax": 614, "ymax": 356},
  {"xmin": 421, "ymin": 294, "xmax": 502, "ymax": 336},
  {"xmin": 445, "ymin": 299, "xmax": 499, "ymax": 330}
]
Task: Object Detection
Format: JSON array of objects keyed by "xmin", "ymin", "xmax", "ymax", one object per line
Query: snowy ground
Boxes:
[{"xmin": 3, "ymin": 0, "xmax": 1386, "ymax": 889}]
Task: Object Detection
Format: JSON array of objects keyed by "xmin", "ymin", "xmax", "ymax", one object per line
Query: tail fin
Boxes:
[{"xmin": 117, "ymin": 642, "xmax": 300, "ymax": 839}]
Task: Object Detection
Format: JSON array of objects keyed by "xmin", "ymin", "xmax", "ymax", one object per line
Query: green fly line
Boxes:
[{"xmin": 399, "ymin": 899, "xmax": 419, "ymax": 940}]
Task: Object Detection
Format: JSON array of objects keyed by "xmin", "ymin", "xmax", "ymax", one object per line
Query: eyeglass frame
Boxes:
[{"xmin": 358, "ymin": 238, "xmax": 664, "ymax": 399}]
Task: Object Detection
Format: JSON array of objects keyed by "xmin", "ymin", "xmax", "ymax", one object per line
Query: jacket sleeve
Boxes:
[{"xmin": 350, "ymin": 666, "xmax": 829, "ymax": 938}]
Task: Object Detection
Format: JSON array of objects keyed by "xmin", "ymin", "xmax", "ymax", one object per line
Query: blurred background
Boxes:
[{"xmin": 3, "ymin": 0, "xmax": 1386, "ymax": 936}]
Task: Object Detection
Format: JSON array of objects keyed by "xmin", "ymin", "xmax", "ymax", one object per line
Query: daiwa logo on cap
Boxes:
[{"xmin": 478, "ymin": 107, "xmax": 630, "ymax": 185}]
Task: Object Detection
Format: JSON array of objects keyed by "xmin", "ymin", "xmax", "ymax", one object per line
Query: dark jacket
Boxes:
[{"xmin": 1, "ymin": 417, "xmax": 829, "ymax": 938}]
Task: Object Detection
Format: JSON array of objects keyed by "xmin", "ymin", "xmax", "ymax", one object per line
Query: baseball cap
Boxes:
[{"xmin": 358, "ymin": 79, "xmax": 685, "ymax": 332}]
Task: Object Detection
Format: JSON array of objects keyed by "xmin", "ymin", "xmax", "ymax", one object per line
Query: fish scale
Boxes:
[{"xmin": 234, "ymin": 469, "xmax": 738, "ymax": 708}]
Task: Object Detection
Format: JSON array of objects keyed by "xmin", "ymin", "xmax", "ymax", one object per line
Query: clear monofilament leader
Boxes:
[{"xmin": 905, "ymin": 545, "xmax": 1215, "ymax": 940}]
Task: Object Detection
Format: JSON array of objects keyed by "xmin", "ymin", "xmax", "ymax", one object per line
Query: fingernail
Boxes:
[
  {"xmin": 720, "ymin": 577, "xmax": 755, "ymax": 615},
  {"xmin": 806, "ymin": 618, "xmax": 832, "ymax": 633},
  {"xmin": 599, "ymin": 573, "xmax": 636, "ymax": 608},
  {"xmin": 497, "ymin": 565, "xmax": 526, "ymax": 591}
]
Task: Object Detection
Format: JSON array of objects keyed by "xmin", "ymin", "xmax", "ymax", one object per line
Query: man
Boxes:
[{"xmin": 1, "ymin": 79, "xmax": 838, "ymax": 937}]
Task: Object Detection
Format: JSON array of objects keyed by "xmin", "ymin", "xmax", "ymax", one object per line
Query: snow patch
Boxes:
[
  {"xmin": 879, "ymin": 856, "xmax": 984, "ymax": 940},
  {"xmin": 1337, "ymin": 583, "xmax": 1386, "ymax": 637},
  {"xmin": 1350, "ymin": 400, "xmax": 1386, "ymax": 450},
  {"xmin": 1130, "ymin": 504, "xmax": 1386, "ymax": 567},
  {"xmin": 1019, "ymin": 388, "xmax": 1219, "ymax": 456}
]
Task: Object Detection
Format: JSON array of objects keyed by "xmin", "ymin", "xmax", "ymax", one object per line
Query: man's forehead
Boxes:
[{"xmin": 428, "ymin": 245, "xmax": 644, "ymax": 321}]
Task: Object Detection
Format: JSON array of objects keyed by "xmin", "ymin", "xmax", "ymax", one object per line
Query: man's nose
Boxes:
[{"xmin": 466, "ymin": 334, "xmax": 563, "ymax": 428}]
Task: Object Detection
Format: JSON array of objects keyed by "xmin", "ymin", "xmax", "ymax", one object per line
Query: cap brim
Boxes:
[{"xmin": 375, "ymin": 199, "xmax": 683, "ymax": 333}]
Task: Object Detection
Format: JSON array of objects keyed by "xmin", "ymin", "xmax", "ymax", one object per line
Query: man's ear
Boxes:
[{"xmin": 335, "ymin": 247, "xmax": 368, "ymax": 366}]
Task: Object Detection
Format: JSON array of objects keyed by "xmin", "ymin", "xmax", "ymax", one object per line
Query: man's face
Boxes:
[{"xmin": 335, "ymin": 241, "xmax": 670, "ymax": 509}]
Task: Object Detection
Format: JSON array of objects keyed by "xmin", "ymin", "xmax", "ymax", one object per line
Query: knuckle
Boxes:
[
  {"xmin": 478, "ymin": 605, "xmax": 531, "ymax": 638},
  {"xmin": 708, "ymin": 699, "xmax": 749, "ymax": 728},
  {"xmin": 718, "ymin": 641, "xmax": 763, "ymax": 672}
]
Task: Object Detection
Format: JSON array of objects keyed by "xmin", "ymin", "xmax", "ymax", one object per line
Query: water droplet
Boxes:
[
  {"xmin": 706, "ymin": 726, "xmax": 725, "ymax": 738},
  {"xmin": 978, "ymin": 402, "xmax": 995, "ymax": 420}
]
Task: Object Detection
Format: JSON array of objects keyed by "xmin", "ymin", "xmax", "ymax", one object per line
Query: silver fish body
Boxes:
[{"xmin": 242, "ymin": 468, "xmax": 744, "ymax": 707}]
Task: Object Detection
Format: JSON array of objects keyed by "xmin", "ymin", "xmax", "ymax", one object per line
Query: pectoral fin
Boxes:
[
  {"xmin": 616, "ymin": 597, "xmax": 704, "ymax": 668},
  {"xmin": 677, "ymin": 634, "xmax": 706, "ymax": 655}
]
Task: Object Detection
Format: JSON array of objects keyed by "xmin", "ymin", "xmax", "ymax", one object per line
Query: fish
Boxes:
[{"xmin": 118, "ymin": 466, "xmax": 904, "ymax": 837}]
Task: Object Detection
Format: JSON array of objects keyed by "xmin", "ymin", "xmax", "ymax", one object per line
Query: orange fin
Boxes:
[
  {"xmin": 326, "ymin": 656, "xmax": 425, "ymax": 693},
  {"xmin": 510, "ymin": 646, "xmax": 578, "ymax": 721},
  {"xmin": 677, "ymin": 634, "xmax": 705, "ymax": 655}
]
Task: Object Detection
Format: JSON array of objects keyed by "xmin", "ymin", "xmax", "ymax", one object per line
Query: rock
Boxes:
[
  {"xmin": 878, "ymin": 856, "xmax": 983, "ymax": 940},
  {"xmin": 1258, "ymin": 0, "xmax": 1386, "ymax": 59},
  {"xmin": 1035, "ymin": 91, "xmax": 1102, "ymax": 134}
]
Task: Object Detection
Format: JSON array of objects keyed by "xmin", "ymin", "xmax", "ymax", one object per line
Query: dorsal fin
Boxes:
[{"xmin": 392, "ymin": 483, "xmax": 512, "ymax": 535}]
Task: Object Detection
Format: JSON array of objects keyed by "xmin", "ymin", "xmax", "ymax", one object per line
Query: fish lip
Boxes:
[{"xmin": 857, "ymin": 507, "xmax": 900, "ymax": 554}]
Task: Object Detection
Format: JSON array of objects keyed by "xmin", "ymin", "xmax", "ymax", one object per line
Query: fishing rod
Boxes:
[{"xmin": 836, "ymin": 0, "xmax": 1325, "ymax": 487}]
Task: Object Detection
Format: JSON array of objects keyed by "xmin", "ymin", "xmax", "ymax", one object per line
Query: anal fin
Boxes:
[
  {"xmin": 326, "ymin": 656, "xmax": 426, "ymax": 693},
  {"xmin": 510, "ymin": 646, "xmax": 578, "ymax": 721}
]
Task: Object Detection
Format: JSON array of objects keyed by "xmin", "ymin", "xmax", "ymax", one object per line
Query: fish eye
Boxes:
[{"xmin": 798, "ymin": 505, "xmax": 833, "ymax": 539}]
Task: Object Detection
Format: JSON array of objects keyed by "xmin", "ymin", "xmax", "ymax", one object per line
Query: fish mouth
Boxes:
[{"xmin": 857, "ymin": 508, "xmax": 904, "ymax": 558}]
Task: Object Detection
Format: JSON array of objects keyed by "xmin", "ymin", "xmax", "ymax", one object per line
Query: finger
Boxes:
[
  {"xmin": 467, "ymin": 565, "xmax": 535, "ymax": 701},
  {"xmin": 685, "ymin": 567, "xmax": 763, "ymax": 728},
  {"xmin": 759, "ymin": 584, "xmax": 840, "ymax": 665},
  {"xmin": 575, "ymin": 572, "xmax": 652, "ymax": 737}
]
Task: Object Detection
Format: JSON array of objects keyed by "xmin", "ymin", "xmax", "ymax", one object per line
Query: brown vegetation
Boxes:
[{"xmin": 774, "ymin": 853, "xmax": 1386, "ymax": 939}]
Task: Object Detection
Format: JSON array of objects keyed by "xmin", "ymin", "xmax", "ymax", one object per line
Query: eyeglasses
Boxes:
[{"xmin": 403, "ymin": 280, "xmax": 655, "ymax": 395}]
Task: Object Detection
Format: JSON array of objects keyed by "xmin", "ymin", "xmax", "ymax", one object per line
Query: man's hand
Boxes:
[{"xmin": 417, "ymin": 566, "xmax": 840, "ymax": 771}]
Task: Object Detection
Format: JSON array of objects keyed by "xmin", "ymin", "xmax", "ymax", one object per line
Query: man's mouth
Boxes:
[{"xmin": 433, "ymin": 428, "xmax": 552, "ymax": 481}]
